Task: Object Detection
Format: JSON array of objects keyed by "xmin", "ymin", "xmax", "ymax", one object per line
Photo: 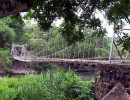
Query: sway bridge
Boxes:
[{"xmin": 11, "ymin": 32, "xmax": 130, "ymax": 65}]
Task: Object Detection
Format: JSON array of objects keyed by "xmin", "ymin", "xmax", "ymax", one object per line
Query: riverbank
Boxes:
[
  {"xmin": 0, "ymin": 69, "xmax": 94, "ymax": 100},
  {"xmin": 0, "ymin": 66, "xmax": 95, "ymax": 81},
  {"xmin": 0, "ymin": 60, "xmax": 95, "ymax": 78}
]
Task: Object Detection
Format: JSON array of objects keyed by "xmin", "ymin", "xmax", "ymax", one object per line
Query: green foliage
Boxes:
[
  {"xmin": 60, "ymin": 22, "xmax": 84, "ymax": 45},
  {"xmin": 22, "ymin": 0, "xmax": 108, "ymax": 45},
  {"xmin": 23, "ymin": 24, "xmax": 50, "ymax": 53},
  {"xmin": 117, "ymin": 33, "xmax": 130, "ymax": 52},
  {"xmin": 3, "ymin": 0, "xmax": 129, "ymax": 50},
  {"xmin": 27, "ymin": 39, "xmax": 46, "ymax": 54},
  {"xmin": 23, "ymin": 25, "xmax": 42, "ymax": 40},
  {"xmin": 22, "ymin": 0, "xmax": 129, "ymax": 51},
  {"xmin": 46, "ymin": 31, "xmax": 110, "ymax": 58},
  {"xmin": 0, "ymin": 20, "xmax": 15, "ymax": 49},
  {"xmin": 5, "ymin": 68, "xmax": 13, "ymax": 73},
  {"xmin": 2, "ymin": 17, "xmax": 24, "ymax": 44},
  {"xmin": 24, "ymin": 26, "xmax": 111, "ymax": 59},
  {"xmin": 30, "ymin": 62, "xmax": 53, "ymax": 70},
  {"xmin": 104, "ymin": 0, "xmax": 130, "ymax": 24},
  {"xmin": 0, "ymin": 50, "xmax": 12, "ymax": 68},
  {"xmin": 0, "ymin": 69, "xmax": 94, "ymax": 100}
]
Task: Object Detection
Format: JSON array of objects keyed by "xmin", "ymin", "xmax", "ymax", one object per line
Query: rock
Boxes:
[{"xmin": 102, "ymin": 83, "xmax": 130, "ymax": 100}]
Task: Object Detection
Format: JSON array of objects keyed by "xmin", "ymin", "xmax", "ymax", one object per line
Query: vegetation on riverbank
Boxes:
[
  {"xmin": 0, "ymin": 50, "xmax": 13, "ymax": 73},
  {"xmin": 0, "ymin": 69, "xmax": 94, "ymax": 100}
]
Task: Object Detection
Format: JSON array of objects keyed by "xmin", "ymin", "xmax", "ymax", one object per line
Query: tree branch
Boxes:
[{"xmin": 110, "ymin": 1, "xmax": 130, "ymax": 25}]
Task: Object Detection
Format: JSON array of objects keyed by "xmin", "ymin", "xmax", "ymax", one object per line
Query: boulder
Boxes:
[{"xmin": 102, "ymin": 83, "xmax": 130, "ymax": 100}]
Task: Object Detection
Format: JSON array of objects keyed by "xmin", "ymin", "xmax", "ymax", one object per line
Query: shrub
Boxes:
[
  {"xmin": 0, "ymin": 20, "xmax": 15, "ymax": 49},
  {"xmin": 0, "ymin": 69, "xmax": 94, "ymax": 100},
  {"xmin": 30, "ymin": 62, "xmax": 58, "ymax": 70},
  {"xmin": 0, "ymin": 50, "xmax": 12, "ymax": 68},
  {"xmin": 5, "ymin": 68, "xmax": 13, "ymax": 73}
]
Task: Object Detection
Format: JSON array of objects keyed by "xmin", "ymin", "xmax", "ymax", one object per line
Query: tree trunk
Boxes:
[{"xmin": 0, "ymin": 0, "xmax": 33, "ymax": 18}]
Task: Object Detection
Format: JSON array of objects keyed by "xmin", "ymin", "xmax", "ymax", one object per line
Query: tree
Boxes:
[
  {"xmin": 0, "ymin": 20, "xmax": 15, "ymax": 49},
  {"xmin": 0, "ymin": 0, "xmax": 130, "ymax": 51},
  {"xmin": 0, "ymin": 50, "xmax": 12, "ymax": 68},
  {"xmin": 24, "ymin": 0, "xmax": 130, "ymax": 51},
  {"xmin": 2, "ymin": 17, "xmax": 25, "ymax": 44}
]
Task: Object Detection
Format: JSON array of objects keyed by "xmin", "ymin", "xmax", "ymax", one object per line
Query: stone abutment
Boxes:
[{"xmin": 95, "ymin": 63, "xmax": 130, "ymax": 100}]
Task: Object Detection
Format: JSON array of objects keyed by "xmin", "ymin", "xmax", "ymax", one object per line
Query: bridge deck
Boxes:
[{"xmin": 13, "ymin": 56, "xmax": 123, "ymax": 65}]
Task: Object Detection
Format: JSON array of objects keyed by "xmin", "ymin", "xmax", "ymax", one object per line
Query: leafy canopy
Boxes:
[
  {"xmin": 0, "ymin": 20, "xmax": 15, "ymax": 49},
  {"xmin": 13, "ymin": 0, "xmax": 130, "ymax": 51},
  {"xmin": 0, "ymin": 50, "xmax": 12, "ymax": 68},
  {"xmin": 2, "ymin": 17, "xmax": 25, "ymax": 44},
  {"xmin": 24, "ymin": 0, "xmax": 106, "ymax": 43}
]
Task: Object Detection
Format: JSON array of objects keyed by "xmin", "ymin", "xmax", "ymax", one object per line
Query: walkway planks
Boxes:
[{"xmin": 13, "ymin": 56, "xmax": 120, "ymax": 65}]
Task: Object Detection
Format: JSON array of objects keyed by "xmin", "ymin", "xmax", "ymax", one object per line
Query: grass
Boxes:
[{"xmin": 0, "ymin": 68, "xmax": 94, "ymax": 100}]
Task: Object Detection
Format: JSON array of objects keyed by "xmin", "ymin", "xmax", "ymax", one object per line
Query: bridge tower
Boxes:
[{"xmin": 11, "ymin": 44, "xmax": 26, "ymax": 57}]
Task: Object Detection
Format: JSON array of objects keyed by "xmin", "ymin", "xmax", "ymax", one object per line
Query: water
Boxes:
[
  {"xmin": 77, "ymin": 72, "xmax": 95, "ymax": 81},
  {"xmin": 0, "ymin": 69, "xmax": 95, "ymax": 81}
]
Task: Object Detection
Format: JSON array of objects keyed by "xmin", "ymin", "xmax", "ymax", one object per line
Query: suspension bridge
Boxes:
[{"xmin": 11, "ymin": 32, "xmax": 130, "ymax": 65}]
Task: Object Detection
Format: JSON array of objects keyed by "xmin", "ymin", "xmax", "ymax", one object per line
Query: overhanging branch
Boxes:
[{"xmin": 110, "ymin": 1, "xmax": 130, "ymax": 25}]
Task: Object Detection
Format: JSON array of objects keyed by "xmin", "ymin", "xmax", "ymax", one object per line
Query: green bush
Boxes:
[
  {"xmin": 0, "ymin": 50, "xmax": 12, "ymax": 68},
  {"xmin": 30, "ymin": 62, "xmax": 50, "ymax": 70},
  {"xmin": 30, "ymin": 62, "xmax": 58, "ymax": 70},
  {"xmin": 0, "ymin": 69, "xmax": 94, "ymax": 100},
  {"xmin": 0, "ymin": 20, "xmax": 15, "ymax": 49},
  {"xmin": 5, "ymin": 68, "xmax": 13, "ymax": 73}
]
